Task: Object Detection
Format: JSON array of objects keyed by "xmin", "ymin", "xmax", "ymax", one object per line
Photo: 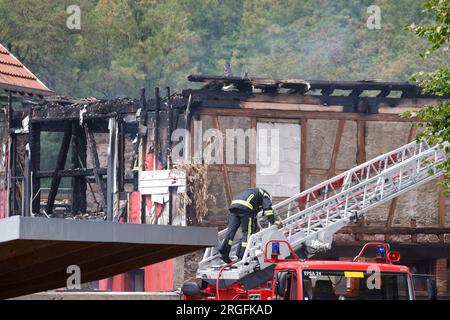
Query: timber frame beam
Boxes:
[
  {"xmin": 195, "ymin": 107, "xmax": 421, "ymax": 122},
  {"xmin": 184, "ymin": 90, "xmax": 447, "ymax": 116},
  {"xmin": 187, "ymin": 74, "xmax": 449, "ymax": 98},
  {"xmin": 317, "ymin": 242, "xmax": 450, "ymax": 260},
  {"xmin": 340, "ymin": 226, "xmax": 450, "ymax": 235}
]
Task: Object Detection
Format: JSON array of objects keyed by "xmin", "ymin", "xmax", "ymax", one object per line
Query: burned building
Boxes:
[
  {"xmin": 1, "ymin": 43, "xmax": 449, "ymax": 298},
  {"xmin": 0, "ymin": 45, "xmax": 217, "ymax": 298},
  {"xmin": 180, "ymin": 74, "xmax": 450, "ymax": 298}
]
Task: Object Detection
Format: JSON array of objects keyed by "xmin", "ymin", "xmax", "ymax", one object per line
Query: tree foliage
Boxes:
[
  {"xmin": 1, "ymin": 0, "xmax": 448, "ymax": 98},
  {"xmin": 405, "ymin": 0, "xmax": 450, "ymax": 192}
]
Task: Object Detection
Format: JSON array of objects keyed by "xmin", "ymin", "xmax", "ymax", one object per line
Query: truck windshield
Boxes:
[{"xmin": 302, "ymin": 270, "xmax": 412, "ymax": 300}]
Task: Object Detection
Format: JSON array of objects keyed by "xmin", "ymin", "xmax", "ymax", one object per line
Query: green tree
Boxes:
[
  {"xmin": 405, "ymin": 0, "xmax": 450, "ymax": 192},
  {"xmin": 0, "ymin": 0, "xmax": 448, "ymax": 96}
]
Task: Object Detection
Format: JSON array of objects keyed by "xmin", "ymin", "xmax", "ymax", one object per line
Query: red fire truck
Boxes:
[{"xmin": 182, "ymin": 241, "xmax": 436, "ymax": 300}]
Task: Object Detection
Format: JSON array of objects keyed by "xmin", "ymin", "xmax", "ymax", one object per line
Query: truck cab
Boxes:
[
  {"xmin": 273, "ymin": 260, "xmax": 414, "ymax": 300},
  {"xmin": 270, "ymin": 241, "xmax": 414, "ymax": 300}
]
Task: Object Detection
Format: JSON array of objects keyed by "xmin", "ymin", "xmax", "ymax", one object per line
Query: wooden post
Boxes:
[
  {"xmin": 71, "ymin": 122, "xmax": 87, "ymax": 215},
  {"xmin": 356, "ymin": 121, "xmax": 366, "ymax": 164},
  {"xmin": 85, "ymin": 123, "xmax": 107, "ymax": 212},
  {"xmin": 29, "ymin": 122, "xmax": 41, "ymax": 215},
  {"xmin": 9, "ymin": 134, "xmax": 16, "ymax": 215},
  {"xmin": 117, "ymin": 115, "xmax": 125, "ymax": 192},
  {"xmin": 250, "ymin": 117, "xmax": 257, "ymax": 187},
  {"xmin": 106, "ymin": 117, "xmax": 118, "ymax": 222},
  {"xmin": 23, "ymin": 145, "xmax": 31, "ymax": 217},
  {"xmin": 435, "ymin": 258, "xmax": 448, "ymax": 296},
  {"xmin": 355, "ymin": 120, "xmax": 367, "ymax": 237},
  {"xmin": 386, "ymin": 198, "xmax": 398, "ymax": 228},
  {"xmin": 167, "ymin": 87, "xmax": 174, "ymax": 225},
  {"xmin": 71, "ymin": 123, "xmax": 80, "ymax": 215},
  {"xmin": 154, "ymin": 87, "xmax": 160, "ymax": 170},
  {"xmin": 300, "ymin": 119, "xmax": 308, "ymax": 192},
  {"xmin": 6, "ymin": 92, "xmax": 13, "ymax": 216},
  {"xmin": 328, "ymin": 120, "xmax": 345, "ymax": 178},
  {"xmin": 78, "ymin": 126, "xmax": 87, "ymax": 214},
  {"xmin": 166, "ymin": 86, "xmax": 173, "ymax": 167},
  {"xmin": 140, "ymin": 88, "xmax": 148, "ymax": 224}
]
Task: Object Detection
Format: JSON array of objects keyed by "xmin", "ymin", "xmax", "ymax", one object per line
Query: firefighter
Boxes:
[{"xmin": 218, "ymin": 188, "xmax": 283, "ymax": 264}]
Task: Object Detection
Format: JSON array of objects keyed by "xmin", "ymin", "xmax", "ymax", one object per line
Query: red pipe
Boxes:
[{"xmin": 215, "ymin": 259, "xmax": 240, "ymax": 300}]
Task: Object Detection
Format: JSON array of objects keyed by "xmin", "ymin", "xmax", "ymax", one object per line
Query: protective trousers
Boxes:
[{"xmin": 219, "ymin": 211, "xmax": 257, "ymax": 260}]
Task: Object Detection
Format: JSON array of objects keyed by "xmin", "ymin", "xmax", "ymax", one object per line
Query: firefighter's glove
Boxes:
[{"xmin": 274, "ymin": 220, "xmax": 283, "ymax": 228}]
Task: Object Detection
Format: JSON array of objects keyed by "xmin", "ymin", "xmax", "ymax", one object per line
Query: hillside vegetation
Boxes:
[{"xmin": 0, "ymin": 0, "xmax": 448, "ymax": 98}]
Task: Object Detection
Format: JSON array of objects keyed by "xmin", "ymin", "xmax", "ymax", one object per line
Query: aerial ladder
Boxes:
[{"xmin": 197, "ymin": 140, "xmax": 447, "ymax": 288}]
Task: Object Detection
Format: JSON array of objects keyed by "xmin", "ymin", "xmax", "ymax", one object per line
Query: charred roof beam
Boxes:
[
  {"xmin": 376, "ymin": 86, "xmax": 392, "ymax": 98},
  {"xmin": 188, "ymin": 74, "xmax": 449, "ymax": 99}
]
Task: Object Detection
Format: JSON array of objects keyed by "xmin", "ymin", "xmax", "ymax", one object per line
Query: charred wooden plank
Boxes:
[
  {"xmin": 36, "ymin": 168, "xmax": 107, "ymax": 178},
  {"xmin": 29, "ymin": 122, "xmax": 41, "ymax": 214},
  {"xmin": 71, "ymin": 123, "xmax": 87, "ymax": 215},
  {"xmin": 23, "ymin": 146, "xmax": 31, "ymax": 217},
  {"xmin": 188, "ymin": 74, "xmax": 449, "ymax": 97},
  {"xmin": 30, "ymin": 101, "xmax": 140, "ymax": 123},
  {"xmin": 356, "ymin": 121, "xmax": 366, "ymax": 164},
  {"xmin": 106, "ymin": 117, "xmax": 118, "ymax": 222},
  {"xmin": 9, "ymin": 134, "xmax": 17, "ymax": 215},
  {"xmin": 117, "ymin": 115, "xmax": 125, "ymax": 192}
]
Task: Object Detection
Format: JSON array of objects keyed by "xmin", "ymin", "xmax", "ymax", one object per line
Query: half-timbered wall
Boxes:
[
  {"xmin": 196, "ymin": 111, "xmax": 449, "ymax": 240},
  {"xmin": 187, "ymin": 107, "xmax": 449, "ymax": 295}
]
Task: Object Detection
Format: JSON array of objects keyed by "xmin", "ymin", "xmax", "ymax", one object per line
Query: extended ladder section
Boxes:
[{"xmin": 197, "ymin": 141, "xmax": 447, "ymax": 285}]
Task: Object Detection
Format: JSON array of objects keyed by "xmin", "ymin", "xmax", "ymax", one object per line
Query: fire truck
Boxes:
[
  {"xmin": 182, "ymin": 140, "xmax": 446, "ymax": 300},
  {"xmin": 183, "ymin": 241, "xmax": 430, "ymax": 300}
]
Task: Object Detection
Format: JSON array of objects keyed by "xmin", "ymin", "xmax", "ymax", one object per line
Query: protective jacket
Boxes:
[{"xmin": 229, "ymin": 188, "xmax": 274, "ymax": 224}]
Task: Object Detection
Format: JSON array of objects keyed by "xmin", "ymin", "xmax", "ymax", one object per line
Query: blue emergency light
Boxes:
[
  {"xmin": 272, "ymin": 242, "xmax": 281, "ymax": 255},
  {"xmin": 376, "ymin": 245, "xmax": 386, "ymax": 258}
]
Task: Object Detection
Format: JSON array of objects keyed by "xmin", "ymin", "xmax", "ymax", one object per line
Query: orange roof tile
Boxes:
[{"xmin": 0, "ymin": 43, "xmax": 52, "ymax": 96}]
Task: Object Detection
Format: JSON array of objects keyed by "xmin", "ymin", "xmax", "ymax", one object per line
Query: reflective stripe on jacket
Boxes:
[{"xmin": 229, "ymin": 188, "xmax": 274, "ymax": 223}]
